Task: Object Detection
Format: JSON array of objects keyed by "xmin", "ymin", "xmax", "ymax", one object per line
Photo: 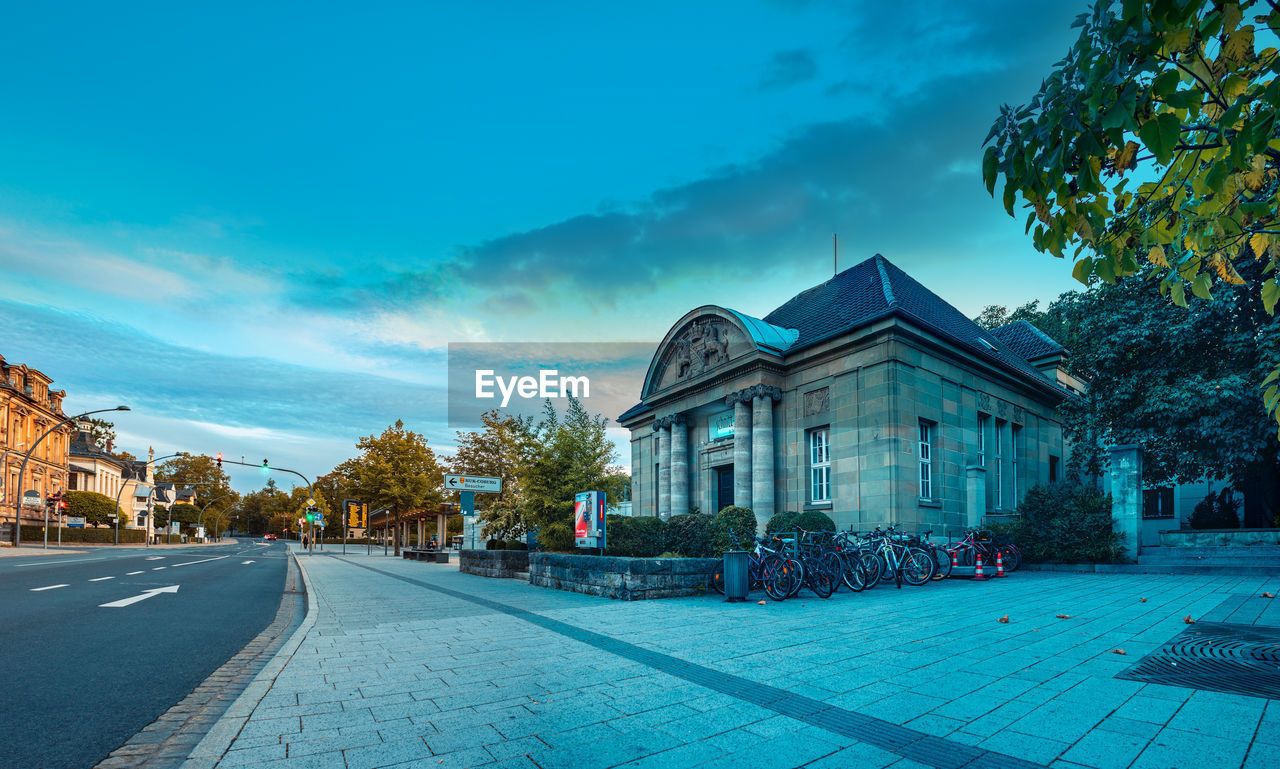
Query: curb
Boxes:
[{"xmin": 181, "ymin": 552, "xmax": 317, "ymax": 769}]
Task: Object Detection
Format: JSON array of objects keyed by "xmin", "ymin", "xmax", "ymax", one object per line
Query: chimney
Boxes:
[{"xmin": 106, "ymin": 439, "xmax": 114, "ymax": 452}]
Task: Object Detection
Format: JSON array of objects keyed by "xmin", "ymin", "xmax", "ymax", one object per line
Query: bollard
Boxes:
[{"xmin": 723, "ymin": 551, "xmax": 749, "ymax": 603}]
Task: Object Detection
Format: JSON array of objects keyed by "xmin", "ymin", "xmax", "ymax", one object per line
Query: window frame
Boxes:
[
  {"xmin": 918, "ymin": 420, "xmax": 934, "ymax": 501},
  {"xmin": 808, "ymin": 427, "xmax": 831, "ymax": 504}
]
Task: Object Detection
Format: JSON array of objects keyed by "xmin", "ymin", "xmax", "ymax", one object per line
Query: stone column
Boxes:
[
  {"xmin": 656, "ymin": 424, "xmax": 671, "ymax": 520},
  {"xmin": 670, "ymin": 417, "xmax": 689, "ymax": 518},
  {"xmin": 731, "ymin": 397, "xmax": 752, "ymax": 512},
  {"xmin": 965, "ymin": 466, "xmax": 986, "ymax": 529},
  {"xmin": 751, "ymin": 394, "xmax": 775, "ymax": 531},
  {"xmin": 1109, "ymin": 445, "xmax": 1143, "ymax": 562}
]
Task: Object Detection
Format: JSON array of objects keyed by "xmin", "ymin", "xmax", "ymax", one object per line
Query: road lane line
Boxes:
[
  {"xmin": 30, "ymin": 584, "xmax": 68, "ymax": 591},
  {"xmin": 99, "ymin": 585, "xmax": 180, "ymax": 608},
  {"xmin": 171, "ymin": 555, "xmax": 231, "ymax": 568},
  {"xmin": 15, "ymin": 557, "xmax": 112, "ymax": 568},
  {"xmin": 242, "ymin": 560, "xmax": 255, "ymax": 564},
  {"xmin": 126, "ymin": 571, "xmax": 144, "ymax": 575},
  {"xmin": 89, "ymin": 576, "xmax": 114, "ymax": 582},
  {"xmin": 152, "ymin": 567, "xmax": 167, "ymax": 570},
  {"xmin": 145, "ymin": 556, "xmax": 164, "ymax": 561}
]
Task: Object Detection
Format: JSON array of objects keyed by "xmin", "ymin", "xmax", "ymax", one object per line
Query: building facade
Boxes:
[
  {"xmin": 619, "ymin": 255, "xmax": 1074, "ymax": 535},
  {"xmin": 68, "ymin": 427, "xmax": 129, "ymax": 502},
  {"xmin": 0, "ymin": 355, "xmax": 72, "ymax": 528}
]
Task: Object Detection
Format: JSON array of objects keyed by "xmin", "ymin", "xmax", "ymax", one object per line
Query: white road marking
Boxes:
[
  {"xmin": 126, "ymin": 571, "xmax": 144, "ymax": 575},
  {"xmin": 144, "ymin": 556, "xmax": 164, "ymax": 561},
  {"xmin": 152, "ymin": 567, "xmax": 166, "ymax": 570},
  {"xmin": 89, "ymin": 576, "xmax": 114, "ymax": 582},
  {"xmin": 242, "ymin": 560, "xmax": 255, "ymax": 564},
  {"xmin": 15, "ymin": 557, "xmax": 111, "ymax": 568},
  {"xmin": 99, "ymin": 585, "xmax": 180, "ymax": 608},
  {"xmin": 171, "ymin": 555, "xmax": 230, "ymax": 568},
  {"xmin": 30, "ymin": 584, "xmax": 68, "ymax": 591}
]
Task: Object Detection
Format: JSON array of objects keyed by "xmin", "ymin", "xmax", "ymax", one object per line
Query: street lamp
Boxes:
[
  {"xmin": 196, "ymin": 493, "xmax": 236, "ymax": 543},
  {"xmin": 12, "ymin": 406, "xmax": 129, "ymax": 548},
  {"xmin": 214, "ymin": 502, "xmax": 243, "ymax": 542}
]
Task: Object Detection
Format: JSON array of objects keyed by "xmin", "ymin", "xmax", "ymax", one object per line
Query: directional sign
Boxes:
[
  {"xmin": 444, "ymin": 475, "xmax": 502, "ymax": 493},
  {"xmin": 21, "ymin": 490, "xmax": 42, "ymax": 509}
]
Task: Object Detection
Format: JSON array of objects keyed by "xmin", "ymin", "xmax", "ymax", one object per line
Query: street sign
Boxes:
[
  {"xmin": 21, "ymin": 490, "xmax": 42, "ymax": 509},
  {"xmin": 444, "ymin": 474, "xmax": 502, "ymax": 493},
  {"xmin": 343, "ymin": 499, "xmax": 367, "ymax": 528},
  {"xmin": 66, "ymin": 516, "xmax": 86, "ymax": 528}
]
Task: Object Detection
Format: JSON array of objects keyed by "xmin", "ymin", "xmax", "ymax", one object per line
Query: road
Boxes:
[{"xmin": 0, "ymin": 539, "xmax": 290, "ymax": 769}]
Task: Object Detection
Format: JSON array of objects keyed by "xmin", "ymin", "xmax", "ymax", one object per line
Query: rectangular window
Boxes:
[
  {"xmin": 977, "ymin": 414, "xmax": 988, "ymax": 468},
  {"xmin": 918, "ymin": 421, "xmax": 934, "ymax": 500},
  {"xmin": 1143, "ymin": 487, "xmax": 1175, "ymax": 519},
  {"xmin": 1049, "ymin": 455, "xmax": 1059, "ymax": 483},
  {"xmin": 1011, "ymin": 425, "xmax": 1022, "ymax": 506},
  {"xmin": 993, "ymin": 419, "xmax": 1005, "ymax": 510},
  {"xmin": 809, "ymin": 428, "xmax": 831, "ymax": 503}
]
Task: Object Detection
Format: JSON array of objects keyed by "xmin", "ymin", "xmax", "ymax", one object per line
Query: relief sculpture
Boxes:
[{"xmin": 673, "ymin": 318, "xmax": 730, "ymax": 379}]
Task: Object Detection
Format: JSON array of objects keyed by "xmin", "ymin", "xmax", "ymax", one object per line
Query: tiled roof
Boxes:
[
  {"xmin": 68, "ymin": 432, "xmax": 127, "ymax": 467},
  {"xmin": 763, "ymin": 254, "xmax": 1061, "ymax": 395},
  {"xmin": 989, "ymin": 320, "xmax": 1065, "ymax": 362}
]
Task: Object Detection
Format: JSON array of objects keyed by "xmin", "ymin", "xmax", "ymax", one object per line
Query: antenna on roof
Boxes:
[{"xmin": 833, "ymin": 233, "xmax": 838, "ymax": 275}]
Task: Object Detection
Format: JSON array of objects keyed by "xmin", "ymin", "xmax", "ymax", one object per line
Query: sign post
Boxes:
[{"xmin": 445, "ymin": 475, "xmax": 501, "ymax": 550}]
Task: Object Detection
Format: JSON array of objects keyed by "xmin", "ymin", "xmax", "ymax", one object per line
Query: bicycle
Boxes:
[{"xmin": 711, "ymin": 531, "xmax": 796, "ymax": 601}]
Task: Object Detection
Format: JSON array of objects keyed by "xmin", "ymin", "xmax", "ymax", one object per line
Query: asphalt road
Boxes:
[{"xmin": 0, "ymin": 539, "xmax": 289, "ymax": 769}]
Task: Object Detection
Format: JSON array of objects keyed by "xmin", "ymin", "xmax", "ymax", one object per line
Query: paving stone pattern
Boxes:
[{"xmin": 213, "ymin": 551, "xmax": 1280, "ymax": 769}]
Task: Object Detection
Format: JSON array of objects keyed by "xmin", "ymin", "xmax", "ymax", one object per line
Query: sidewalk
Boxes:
[{"xmin": 198, "ymin": 550, "xmax": 1280, "ymax": 769}]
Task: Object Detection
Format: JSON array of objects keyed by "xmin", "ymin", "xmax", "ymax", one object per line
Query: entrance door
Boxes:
[{"xmin": 716, "ymin": 466, "xmax": 734, "ymax": 513}]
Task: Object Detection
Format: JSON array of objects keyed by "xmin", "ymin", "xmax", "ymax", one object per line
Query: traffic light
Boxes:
[
  {"xmin": 261, "ymin": 459, "xmax": 269, "ymax": 473},
  {"xmin": 304, "ymin": 506, "xmax": 315, "ymax": 523},
  {"xmin": 216, "ymin": 453, "xmax": 223, "ymax": 468}
]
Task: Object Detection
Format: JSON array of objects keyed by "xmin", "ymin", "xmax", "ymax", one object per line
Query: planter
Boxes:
[
  {"xmin": 529, "ymin": 553, "xmax": 719, "ymax": 600},
  {"xmin": 1160, "ymin": 529, "xmax": 1280, "ymax": 547},
  {"xmin": 460, "ymin": 549, "xmax": 529, "ymax": 578}
]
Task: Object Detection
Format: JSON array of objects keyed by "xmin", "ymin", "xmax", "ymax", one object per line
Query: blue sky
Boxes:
[{"xmin": 0, "ymin": 1, "xmax": 1090, "ymax": 492}]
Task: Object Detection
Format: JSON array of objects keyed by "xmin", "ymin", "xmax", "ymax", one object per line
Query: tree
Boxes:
[
  {"xmin": 517, "ymin": 398, "xmax": 628, "ymax": 551},
  {"xmin": 983, "ymin": 1, "xmax": 1280, "ymax": 427},
  {"xmin": 238, "ymin": 481, "xmax": 290, "ymax": 537},
  {"xmin": 86, "ymin": 418, "xmax": 115, "ymax": 448},
  {"xmin": 451, "ymin": 410, "xmax": 536, "ymax": 541},
  {"xmin": 287, "ymin": 486, "xmax": 331, "ymax": 539},
  {"xmin": 155, "ymin": 453, "xmax": 233, "ymax": 500},
  {"xmin": 169, "ymin": 502, "xmax": 201, "ymax": 532},
  {"xmin": 63, "ymin": 490, "xmax": 117, "ymax": 527},
  {"xmin": 349, "ymin": 420, "xmax": 443, "ymax": 556},
  {"xmin": 313, "ymin": 459, "xmax": 359, "ymax": 522}
]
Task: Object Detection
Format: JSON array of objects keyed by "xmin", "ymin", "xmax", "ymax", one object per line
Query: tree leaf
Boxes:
[
  {"xmin": 983, "ymin": 147, "xmax": 999, "ymax": 197},
  {"xmin": 1148, "ymin": 245, "xmax": 1170, "ymax": 268},
  {"xmin": 1262, "ymin": 279, "xmax": 1280, "ymax": 313},
  {"xmin": 1139, "ymin": 113, "xmax": 1181, "ymax": 165},
  {"xmin": 1250, "ymin": 233, "xmax": 1271, "ymax": 258},
  {"xmin": 1072, "ymin": 258, "xmax": 1093, "ymax": 284},
  {"xmin": 1224, "ymin": 27, "xmax": 1254, "ymax": 64},
  {"xmin": 1170, "ymin": 280, "xmax": 1187, "ymax": 306},
  {"xmin": 1192, "ymin": 273, "xmax": 1214, "ymax": 300}
]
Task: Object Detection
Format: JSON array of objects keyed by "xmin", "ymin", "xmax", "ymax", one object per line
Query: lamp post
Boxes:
[
  {"xmin": 214, "ymin": 502, "xmax": 243, "ymax": 542},
  {"xmin": 216, "ymin": 458, "xmax": 313, "ymax": 553},
  {"xmin": 13, "ymin": 406, "xmax": 129, "ymax": 548},
  {"xmin": 196, "ymin": 493, "xmax": 235, "ymax": 543}
]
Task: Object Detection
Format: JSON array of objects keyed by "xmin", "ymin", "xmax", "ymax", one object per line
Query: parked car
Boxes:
[{"xmin": 264, "ymin": 533, "xmax": 277, "ymax": 541}]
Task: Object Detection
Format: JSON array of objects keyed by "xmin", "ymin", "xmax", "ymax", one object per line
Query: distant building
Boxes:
[
  {"xmin": 619, "ymin": 255, "xmax": 1075, "ymax": 534},
  {"xmin": 0, "ymin": 355, "xmax": 72, "ymax": 529},
  {"xmin": 67, "ymin": 426, "xmax": 128, "ymax": 502}
]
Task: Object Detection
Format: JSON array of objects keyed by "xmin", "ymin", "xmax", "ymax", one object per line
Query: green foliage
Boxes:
[
  {"xmin": 453, "ymin": 410, "xmax": 536, "ymax": 541},
  {"xmin": 794, "ymin": 511, "xmax": 836, "ymax": 532},
  {"xmin": 62, "ymin": 490, "xmax": 117, "ymax": 526},
  {"xmin": 605, "ymin": 515, "xmax": 667, "ymax": 557},
  {"xmin": 447, "ymin": 515, "xmax": 463, "ymax": 535},
  {"xmin": 169, "ymin": 502, "xmax": 200, "ymax": 526},
  {"xmin": 711, "ymin": 506, "xmax": 757, "ymax": 554},
  {"xmin": 1009, "ymin": 483, "xmax": 1123, "ymax": 563},
  {"xmin": 983, "ymin": 0, "xmax": 1280, "ymax": 431},
  {"xmin": 350, "ymin": 420, "xmax": 444, "ymax": 555},
  {"xmin": 20, "ymin": 525, "xmax": 144, "ymax": 543},
  {"xmin": 665, "ymin": 513, "xmax": 714, "ymax": 558},
  {"xmin": 505, "ymin": 540, "xmax": 529, "ymax": 550},
  {"xmin": 766, "ymin": 511, "xmax": 800, "ymax": 534},
  {"xmin": 537, "ymin": 521, "xmax": 577, "ymax": 552},
  {"xmin": 155, "ymin": 452, "xmax": 233, "ymax": 499},
  {"xmin": 485, "ymin": 538, "xmax": 506, "ymax": 550},
  {"xmin": 85, "ymin": 418, "xmax": 116, "ymax": 449},
  {"xmin": 1189, "ymin": 488, "xmax": 1242, "ymax": 529}
]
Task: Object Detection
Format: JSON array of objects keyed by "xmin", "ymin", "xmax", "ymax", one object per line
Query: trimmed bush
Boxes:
[
  {"xmin": 505, "ymin": 540, "xmax": 529, "ymax": 550},
  {"xmin": 665, "ymin": 513, "xmax": 714, "ymax": 558},
  {"xmin": 1001, "ymin": 483, "xmax": 1122, "ymax": 563},
  {"xmin": 766, "ymin": 511, "xmax": 800, "ymax": 534},
  {"xmin": 1189, "ymin": 489, "xmax": 1240, "ymax": 530},
  {"xmin": 485, "ymin": 538, "xmax": 507, "ymax": 550},
  {"xmin": 605, "ymin": 515, "xmax": 667, "ymax": 557},
  {"xmin": 537, "ymin": 520, "xmax": 577, "ymax": 553},
  {"xmin": 794, "ymin": 511, "xmax": 836, "ymax": 532},
  {"xmin": 63, "ymin": 490, "xmax": 119, "ymax": 526},
  {"xmin": 711, "ymin": 506, "xmax": 757, "ymax": 554},
  {"xmin": 17, "ymin": 525, "xmax": 145, "ymax": 544}
]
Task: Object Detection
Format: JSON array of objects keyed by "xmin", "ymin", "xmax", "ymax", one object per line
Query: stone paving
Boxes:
[{"xmin": 207, "ymin": 547, "xmax": 1280, "ymax": 769}]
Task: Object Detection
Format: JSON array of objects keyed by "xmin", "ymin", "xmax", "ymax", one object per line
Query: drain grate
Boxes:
[{"xmin": 1117, "ymin": 622, "xmax": 1280, "ymax": 700}]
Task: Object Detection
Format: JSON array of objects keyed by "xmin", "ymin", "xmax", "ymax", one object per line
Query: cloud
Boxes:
[{"xmin": 757, "ymin": 49, "xmax": 818, "ymax": 91}]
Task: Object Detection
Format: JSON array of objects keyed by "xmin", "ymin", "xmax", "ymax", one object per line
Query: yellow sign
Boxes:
[{"xmin": 344, "ymin": 499, "xmax": 367, "ymax": 528}]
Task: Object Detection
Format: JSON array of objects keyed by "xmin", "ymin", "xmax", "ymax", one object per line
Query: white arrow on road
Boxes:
[
  {"xmin": 99, "ymin": 585, "xmax": 180, "ymax": 608},
  {"xmin": 242, "ymin": 560, "xmax": 255, "ymax": 564}
]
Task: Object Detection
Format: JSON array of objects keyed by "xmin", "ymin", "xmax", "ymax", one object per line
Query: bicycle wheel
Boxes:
[
  {"xmin": 807, "ymin": 554, "xmax": 836, "ymax": 598},
  {"xmin": 711, "ymin": 561, "xmax": 725, "ymax": 595},
  {"xmin": 859, "ymin": 552, "xmax": 882, "ymax": 589},
  {"xmin": 783, "ymin": 556, "xmax": 806, "ymax": 599},
  {"xmin": 759, "ymin": 555, "xmax": 790, "ymax": 601},
  {"xmin": 900, "ymin": 549, "xmax": 935, "ymax": 586},
  {"xmin": 932, "ymin": 546, "xmax": 953, "ymax": 580},
  {"xmin": 841, "ymin": 552, "xmax": 865, "ymax": 592},
  {"xmin": 999, "ymin": 544, "xmax": 1022, "ymax": 572},
  {"xmin": 878, "ymin": 552, "xmax": 897, "ymax": 584}
]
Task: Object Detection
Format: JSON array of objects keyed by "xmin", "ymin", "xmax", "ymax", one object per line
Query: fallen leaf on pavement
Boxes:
[
  {"xmin": 1184, "ymin": 615, "xmax": 1196, "ymax": 624},
  {"xmin": 1140, "ymin": 598, "xmax": 1147, "ymax": 603},
  {"xmin": 1112, "ymin": 649, "xmax": 1127, "ymax": 655},
  {"xmin": 1055, "ymin": 614, "xmax": 1071, "ymax": 619},
  {"xmin": 1263, "ymin": 592, "xmax": 1275, "ymax": 598},
  {"xmin": 758, "ymin": 600, "xmax": 767, "ymax": 605},
  {"xmin": 998, "ymin": 614, "xmax": 1009, "ymax": 624}
]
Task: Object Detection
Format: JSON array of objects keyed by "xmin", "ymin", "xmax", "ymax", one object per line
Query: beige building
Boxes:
[
  {"xmin": 0, "ymin": 355, "xmax": 72, "ymax": 530},
  {"xmin": 67, "ymin": 427, "xmax": 128, "ymax": 502}
]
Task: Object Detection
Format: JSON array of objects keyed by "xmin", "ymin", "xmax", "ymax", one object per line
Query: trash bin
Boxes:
[{"xmin": 723, "ymin": 550, "xmax": 749, "ymax": 602}]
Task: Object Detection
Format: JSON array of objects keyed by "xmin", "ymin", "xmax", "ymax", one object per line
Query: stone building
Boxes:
[
  {"xmin": 68, "ymin": 426, "xmax": 129, "ymax": 501},
  {"xmin": 0, "ymin": 355, "xmax": 72, "ymax": 528},
  {"xmin": 618, "ymin": 255, "xmax": 1077, "ymax": 534}
]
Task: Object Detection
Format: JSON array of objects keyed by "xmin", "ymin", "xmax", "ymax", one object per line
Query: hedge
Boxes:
[
  {"xmin": 993, "ymin": 483, "xmax": 1122, "ymax": 563},
  {"xmin": 794, "ymin": 511, "xmax": 836, "ymax": 532},
  {"xmin": 711, "ymin": 506, "xmax": 757, "ymax": 553},
  {"xmin": 16, "ymin": 525, "xmax": 146, "ymax": 544},
  {"xmin": 665, "ymin": 513, "xmax": 714, "ymax": 558},
  {"xmin": 606, "ymin": 515, "xmax": 667, "ymax": 557},
  {"xmin": 1189, "ymin": 489, "xmax": 1240, "ymax": 529},
  {"xmin": 766, "ymin": 511, "xmax": 800, "ymax": 534}
]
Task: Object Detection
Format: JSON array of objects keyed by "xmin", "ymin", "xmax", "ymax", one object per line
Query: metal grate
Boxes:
[{"xmin": 1117, "ymin": 622, "xmax": 1280, "ymax": 700}]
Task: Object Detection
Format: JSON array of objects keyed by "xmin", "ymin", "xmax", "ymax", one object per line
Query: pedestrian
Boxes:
[{"xmin": 429, "ymin": 536, "xmax": 438, "ymax": 550}]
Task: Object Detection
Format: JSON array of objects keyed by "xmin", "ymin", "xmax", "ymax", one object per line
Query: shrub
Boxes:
[
  {"xmin": 1010, "ymin": 483, "xmax": 1123, "ymax": 563},
  {"xmin": 665, "ymin": 513, "xmax": 714, "ymax": 558},
  {"xmin": 505, "ymin": 540, "xmax": 529, "ymax": 550},
  {"xmin": 711, "ymin": 506, "xmax": 757, "ymax": 554},
  {"xmin": 537, "ymin": 520, "xmax": 577, "ymax": 552},
  {"xmin": 1189, "ymin": 489, "xmax": 1240, "ymax": 530},
  {"xmin": 62, "ymin": 490, "xmax": 119, "ymax": 526},
  {"xmin": 18, "ymin": 525, "xmax": 145, "ymax": 544},
  {"xmin": 766, "ymin": 511, "xmax": 800, "ymax": 535},
  {"xmin": 605, "ymin": 515, "xmax": 667, "ymax": 557},
  {"xmin": 794, "ymin": 511, "xmax": 836, "ymax": 532},
  {"xmin": 485, "ymin": 538, "xmax": 506, "ymax": 550}
]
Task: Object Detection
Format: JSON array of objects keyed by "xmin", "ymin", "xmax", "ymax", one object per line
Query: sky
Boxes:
[{"xmin": 0, "ymin": 0, "xmax": 1092, "ymax": 493}]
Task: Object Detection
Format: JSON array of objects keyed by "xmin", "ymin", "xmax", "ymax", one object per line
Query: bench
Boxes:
[{"xmin": 403, "ymin": 548, "xmax": 449, "ymax": 563}]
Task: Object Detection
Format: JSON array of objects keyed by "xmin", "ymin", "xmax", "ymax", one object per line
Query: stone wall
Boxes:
[
  {"xmin": 1160, "ymin": 529, "xmax": 1280, "ymax": 547},
  {"xmin": 460, "ymin": 549, "xmax": 530, "ymax": 578},
  {"xmin": 529, "ymin": 553, "xmax": 718, "ymax": 600}
]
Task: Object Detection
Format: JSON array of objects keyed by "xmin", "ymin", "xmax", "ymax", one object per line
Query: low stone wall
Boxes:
[
  {"xmin": 1160, "ymin": 529, "xmax": 1280, "ymax": 547},
  {"xmin": 529, "ymin": 553, "xmax": 718, "ymax": 600},
  {"xmin": 460, "ymin": 549, "xmax": 529, "ymax": 578}
]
